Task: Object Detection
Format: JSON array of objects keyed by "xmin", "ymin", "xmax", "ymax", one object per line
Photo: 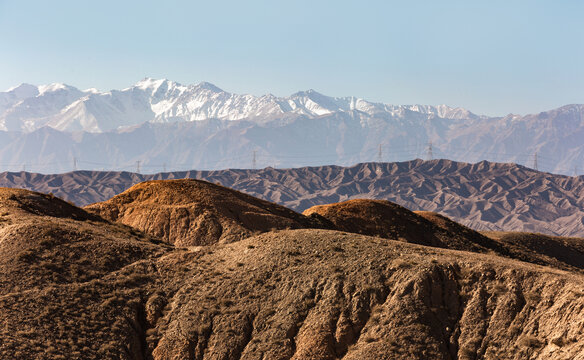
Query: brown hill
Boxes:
[
  {"xmin": 85, "ymin": 179, "xmax": 330, "ymax": 247},
  {"xmin": 2, "ymin": 160, "xmax": 584, "ymax": 237},
  {"xmin": 0, "ymin": 187, "xmax": 168, "ymax": 294},
  {"xmin": 416, "ymin": 210, "xmax": 584, "ymax": 273},
  {"xmin": 2, "ymin": 187, "xmax": 584, "ymax": 359},
  {"xmin": 481, "ymin": 231, "xmax": 584, "ymax": 272},
  {"xmin": 0, "ymin": 187, "xmax": 172, "ymax": 359},
  {"xmin": 304, "ymin": 201, "xmax": 584, "ymax": 273},
  {"xmin": 149, "ymin": 230, "xmax": 584, "ymax": 360},
  {"xmin": 303, "ymin": 199, "xmax": 505, "ymax": 254},
  {"xmin": 4, "ymin": 226, "xmax": 584, "ymax": 359}
]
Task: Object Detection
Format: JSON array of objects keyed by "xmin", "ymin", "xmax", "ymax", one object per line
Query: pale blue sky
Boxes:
[{"xmin": 0, "ymin": 0, "xmax": 582, "ymax": 116}]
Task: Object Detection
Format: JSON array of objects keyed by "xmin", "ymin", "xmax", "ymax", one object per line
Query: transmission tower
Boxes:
[
  {"xmin": 73, "ymin": 157, "xmax": 77, "ymax": 171},
  {"xmin": 426, "ymin": 141, "xmax": 433, "ymax": 161},
  {"xmin": 378, "ymin": 144, "xmax": 382, "ymax": 162},
  {"xmin": 136, "ymin": 160, "xmax": 141, "ymax": 174},
  {"xmin": 252, "ymin": 150, "xmax": 257, "ymax": 170},
  {"xmin": 533, "ymin": 152, "xmax": 538, "ymax": 171}
]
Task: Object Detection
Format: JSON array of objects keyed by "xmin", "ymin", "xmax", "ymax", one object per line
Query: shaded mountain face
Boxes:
[
  {"xmin": 0, "ymin": 79, "xmax": 582, "ymax": 175},
  {"xmin": 2, "ymin": 160, "xmax": 583, "ymax": 237},
  {"xmin": 84, "ymin": 179, "xmax": 332, "ymax": 247},
  {"xmin": 480, "ymin": 230, "xmax": 584, "ymax": 272}
]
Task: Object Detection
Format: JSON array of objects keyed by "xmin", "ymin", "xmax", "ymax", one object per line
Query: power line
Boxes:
[{"xmin": 0, "ymin": 146, "xmax": 579, "ymax": 176}]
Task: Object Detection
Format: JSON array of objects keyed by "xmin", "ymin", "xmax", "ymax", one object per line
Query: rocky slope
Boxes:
[
  {"xmin": 0, "ymin": 188, "xmax": 168, "ymax": 293},
  {"xmin": 2, "ymin": 160, "xmax": 583, "ymax": 237},
  {"xmin": 2, "ymin": 184, "xmax": 584, "ymax": 359},
  {"xmin": 149, "ymin": 229, "xmax": 584, "ymax": 360}
]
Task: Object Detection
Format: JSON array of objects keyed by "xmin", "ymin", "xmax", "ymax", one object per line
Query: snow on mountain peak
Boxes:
[
  {"xmin": 0, "ymin": 78, "xmax": 485, "ymax": 133},
  {"xmin": 4, "ymin": 83, "xmax": 39, "ymax": 99},
  {"xmin": 194, "ymin": 81, "xmax": 223, "ymax": 93},
  {"xmin": 83, "ymin": 88, "xmax": 101, "ymax": 94},
  {"xmin": 37, "ymin": 83, "xmax": 74, "ymax": 95},
  {"xmin": 134, "ymin": 78, "xmax": 175, "ymax": 91},
  {"xmin": 135, "ymin": 77, "xmax": 161, "ymax": 88}
]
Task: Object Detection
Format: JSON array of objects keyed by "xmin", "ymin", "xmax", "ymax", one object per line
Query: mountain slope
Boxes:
[
  {"xmin": 0, "ymin": 187, "xmax": 169, "ymax": 294},
  {"xmin": 303, "ymin": 199, "xmax": 504, "ymax": 252}
]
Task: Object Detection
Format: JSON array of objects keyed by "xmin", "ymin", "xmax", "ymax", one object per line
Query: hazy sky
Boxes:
[{"xmin": 1, "ymin": 0, "xmax": 582, "ymax": 116}]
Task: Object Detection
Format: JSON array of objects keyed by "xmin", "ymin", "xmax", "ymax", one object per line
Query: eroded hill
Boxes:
[
  {"xmin": 303, "ymin": 199, "xmax": 502, "ymax": 253},
  {"xmin": 149, "ymin": 229, "xmax": 584, "ymax": 360},
  {"xmin": 84, "ymin": 179, "xmax": 331, "ymax": 247},
  {"xmin": 2, "ymin": 184, "xmax": 584, "ymax": 360}
]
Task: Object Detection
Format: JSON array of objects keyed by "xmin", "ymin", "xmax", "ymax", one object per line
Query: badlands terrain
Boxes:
[
  {"xmin": 2, "ymin": 159, "xmax": 583, "ymax": 237},
  {"xmin": 1, "ymin": 179, "xmax": 584, "ymax": 359}
]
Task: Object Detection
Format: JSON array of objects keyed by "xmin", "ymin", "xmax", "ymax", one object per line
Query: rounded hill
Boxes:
[
  {"xmin": 85, "ymin": 179, "xmax": 330, "ymax": 247},
  {"xmin": 303, "ymin": 199, "xmax": 504, "ymax": 253}
]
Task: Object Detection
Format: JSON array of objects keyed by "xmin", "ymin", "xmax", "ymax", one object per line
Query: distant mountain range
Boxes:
[
  {"xmin": 0, "ymin": 79, "xmax": 582, "ymax": 174},
  {"xmin": 2, "ymin": 159, "xmax": 583, "ymax": 237}
]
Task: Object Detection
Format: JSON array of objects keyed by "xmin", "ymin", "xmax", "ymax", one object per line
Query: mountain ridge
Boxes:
[
  {"xmin": 0, "ymin": 78, "xmax": 582, "ymax": 175},
  {"xmin": 1, "ymin": 78, "xmax": 481, "ymax": 133},
  {"xmin": 1, "ymin": 159, "xmax": 583, "ymax": 237}
]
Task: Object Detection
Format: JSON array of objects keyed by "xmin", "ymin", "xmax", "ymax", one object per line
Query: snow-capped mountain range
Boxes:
[
  {"xmin": 0, "ymin": 78, "xmax": 582, "ymax": 176},
  {"xmin": 0, "ymin": 78, "xmax": 479, "ymax": 133}
]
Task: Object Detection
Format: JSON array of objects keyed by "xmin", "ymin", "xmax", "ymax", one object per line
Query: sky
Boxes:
[{"xmin": 0, "ymin": 0, "xmax": 582, "ymax": 116}]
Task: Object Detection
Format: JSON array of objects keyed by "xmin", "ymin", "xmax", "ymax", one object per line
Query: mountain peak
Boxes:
[
  {"xmin": 37, "ymin": 83, "xmax": 78, "ymax": 95},
  {"xmin": 4, "ymin": 83, "xmax": 39, "ymax": 98},
  {"xmin": 134, "ymin": 77, "xmax": 176, "ymax": 90},
  {"xmin": 194, "ymin": 81, "xmax": 223, "ymax": 93},
  {"xmin": 291, "ymin": 89, "xmax": 323, "ymax": 97}
]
